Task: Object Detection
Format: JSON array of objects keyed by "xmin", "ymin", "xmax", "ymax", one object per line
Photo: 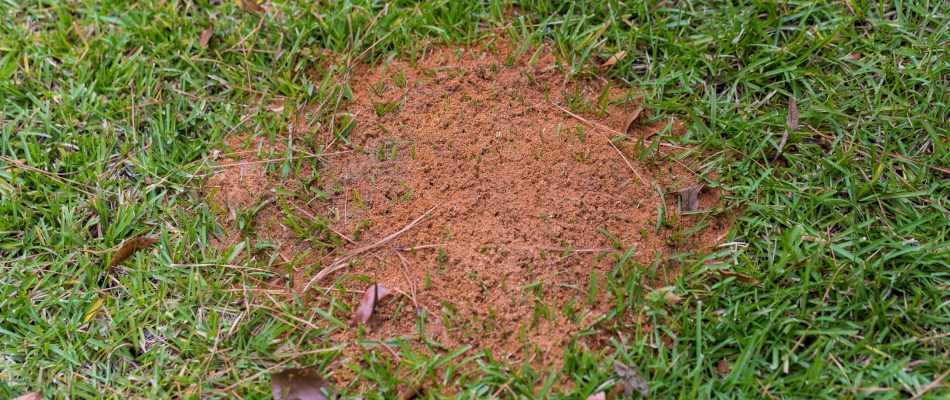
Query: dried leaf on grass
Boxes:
[
  {"xmin": 271, "ymin": 367, "xmax": 334, "ymax": 400},
  {"xmin": 397, "ymin": 381, "xmax": 426, "ymax": 400},
  {"xmin": 600, "ymin": 50, "xmax": 626, "ymax": 68},
  {"xmin": 613, "ymin": 360, "xmax": 649, "ymax": 397},
  {"xmin": 586, "ymin": 392, "xmax": 607, "ymax": 400},
  {"xmin": 198, "ymin": 25, "xmax": 214, "ymax": 48},
  {"xmin": 677, "ymin": 185, "xmax": 704, "ymax": 211},
  {"xmin": 649, "ymin": 286, "xmax": 682, "ymax": 305},
  {"xmin": 107, "ymin": 237, "xmax": 159, "ymax": 270},
  {"xmin": 717, "ymin": 358, "xmax": 732, "ymax": 376},
  {"xmin": 13, "ymin": 393, "xmax": 41, "ymax": 400},
  {"xmin": 237, "ymin": 0, "xmax": 265, "ymax": 14},
  {"xmin": 350, "ymin": 283, "xmax": 392, "ymax": 328},
  {"xmin": 786, "ymin": 97, "xmax": 799, "ymax": 131},
  {"xmin": 716, "ymin": 270, "xmax": 761, "ymax": 285},
  {"xmin": 775, "ymin": 97, "xmax": 797, "ymax": 161},
  {"xmin": 621, "ymin": 106, "xmax": 643, "ymax": 134}
]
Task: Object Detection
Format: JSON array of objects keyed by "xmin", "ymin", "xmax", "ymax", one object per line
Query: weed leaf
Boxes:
[
  {"xmin": 198, "ymin": 25, "xmax": 214, "ymax": 48},
  {"xmin": 613, "ymin": 360, "xmax": 649, "ymax": 397},
  {"xmin": 621, "ymin": 106, "xmax": 643, "ymax": 134},
  {"xmin": 677, "ymin": 185, "xmax": 704, "ymax": 211},
  {"xmin": 107, "ymin": 237, "xmax": 159, "ymax": 270},
  {"xmin": 271, "ymin": 367, "xmax": 333, "ymax": 400},
  {"xmin": 350, "ymin": 283, "xmax": 392, "ymax": 328},
  {"xmin": 600, "ymin": 50, "xmax": 626, "ymax": 68}
]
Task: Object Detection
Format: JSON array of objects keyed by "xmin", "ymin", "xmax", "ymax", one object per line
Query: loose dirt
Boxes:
[{"xmin": 205, "ymin": 37, "xmax": 733, "ymax": 386}]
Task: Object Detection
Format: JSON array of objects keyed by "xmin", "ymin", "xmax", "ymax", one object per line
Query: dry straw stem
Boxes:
[
  {"xmin": 393, "ymin": 249, "xmax": 421, "ymax": 312},
  {"xmin": 552, "ymin": 104, "xmax": 645, "ymax": 185},
  {"xmin": 303, "ymin": 201, "xmax": 443, "ymax": 292}
]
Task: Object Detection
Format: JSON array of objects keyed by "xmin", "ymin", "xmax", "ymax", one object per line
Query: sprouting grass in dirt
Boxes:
[{"xmin": 2, "ymin": 0, "xmax": 949, "ymax": 398}]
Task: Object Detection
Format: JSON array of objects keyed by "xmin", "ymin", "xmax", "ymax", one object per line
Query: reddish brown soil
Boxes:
[{"xmin": 205, "ymin": 38, "xmax": 733, "ymax": 385}]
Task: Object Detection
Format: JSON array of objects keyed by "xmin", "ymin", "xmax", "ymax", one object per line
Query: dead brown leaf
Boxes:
[
  {"xmin": 650, "ymin": 286, "xmax": 682, "ymax": 305},
  {"xmin": 107, "ymin": 237, "xmax": 159, "ymax": 271},
  {"xmin": 13, "ymin": 393, "xmax": 41, "ymax": 400},
  {"xmin": 613, "ymin": 360, "xmax": 649, "ymax": 397},
  {"xmin": 600, "ymin": 50, "xmax": 626, "ymax": 68},
  {"xmin": 716, "ymin": 358, "xmax": 732, "ymax": 376},
  {"xmin": 586, "ymin": 392, "xmax": 607, "ymax": 400},
  {"xmin": 238, "ymin": 0, "xmax": 266, "ymax": 14},
  {"xmin": 271, "ymin": 367, "xmax": 333, "ymax": 400},
  {"xmin": 621, "ymin": 106, "xmax": 643, "ymax": 134},
  {"xmin": 198, "ymin": 25, "xmax": 214, "ymax": 49},
  {"xmin": 350, "ymin": 283, "xmax": 392, "ymax": 328},
  {"xmin": 716, "ymin": 270, "xmax": 761, "ymax": 285},
  {"xmin": 786, "ymin": 97, "xmax": 799, "ymax": 132},
  {"xmin": 775, "ymin": 97, "xmax": 797, "ymax": 161},
  {"xmin": 677, "ymin": 184, "xmax": 704, "ymax": 211}
]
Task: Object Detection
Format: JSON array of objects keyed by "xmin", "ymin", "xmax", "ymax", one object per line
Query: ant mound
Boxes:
[{"xmin": 207, "ymin": 38, "xmax": 733, "ymax": 382}]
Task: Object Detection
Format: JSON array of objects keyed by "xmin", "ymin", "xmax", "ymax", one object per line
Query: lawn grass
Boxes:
[{"xmin": 2, "ymin": 0, "xmax": 948, "ymax": 398}]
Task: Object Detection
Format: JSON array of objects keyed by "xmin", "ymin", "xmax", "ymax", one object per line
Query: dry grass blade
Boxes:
[
  {"xmin": 553, "ymin": 104, "xmax": 645, "ymax": 185},
  {"xmin": 303, "ymin": 202, "xmax": 441, "ymax": 292},
  {"xmin": 106, "ymin": 237, "xmax": 159, "ymax": 271},
  {"xmin": 677, "ymin": 185, "xmax": 704, "ymax": 211},
  {"xmin": 13, "ymin": 393, "xmax": 41, "ymax": 400},
  {"xmin": 621, "ymin": 106, "xmax": 643, "ymax": 134},
  {"xmin": 393, "ymin": 250, "xmax": 420, "ymax": 312},
  {"xmin": 909, "ymin": 368, "xmax": 950, "ymax": 400},
  {"xmin": 198, "ymin": 25, "xmax": 213, "ymax": 48},
  {"xmin": 585, "ymin": 392, "xmax": 606, "ymax": 400},
  {"xmin": 600, "ymin": 50, "xmax": 626, "ymax": 68},
  {"xmin": 349, "ymin": 284, "xmax": 392, "ymax": 329},
  {"xmin": 271, "ymin": 367, "xmax": 334, "ymax": 400}
]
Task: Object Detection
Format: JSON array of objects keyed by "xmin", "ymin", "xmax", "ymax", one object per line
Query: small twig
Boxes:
[
  {"xmin": 206, "ymin": 150, "xmax": 353, "ymax": 170},
  {"xmin": 293, "ymin": 207, "xmax": 356, "ymax": 244},
  {"xmin": 910, "ymin": 368, "xmax": 950, "ymax": 400},
  {"xmin": 393, "ymin": 243, "xmax": 448, "ymax": 252},
  {"xmin": 393, "ymin": 249, "xmax": 420, "ymax": 313},
  {"xmin": 394, "ymin": 243, "xmax": 616, "ymax": 254},
  {"xmin": 534, "ymin": 246, "xmax": 617, "ymax": 253}
]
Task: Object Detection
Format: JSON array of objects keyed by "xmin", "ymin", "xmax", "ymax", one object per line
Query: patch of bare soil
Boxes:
[{"xmin": 205, "ymin": 38, "xmax": 733, "ymax": 385}]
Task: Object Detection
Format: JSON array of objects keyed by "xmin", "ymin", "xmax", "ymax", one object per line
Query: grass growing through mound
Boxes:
[{"xmin": 2, "ymin": 0, "xmax": 948, "ymax": 398}]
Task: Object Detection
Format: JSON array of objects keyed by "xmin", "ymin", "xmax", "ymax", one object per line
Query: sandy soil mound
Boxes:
[{"xmin": 206, "ymin": 38, "xmax": 732, "ymax": 378}]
